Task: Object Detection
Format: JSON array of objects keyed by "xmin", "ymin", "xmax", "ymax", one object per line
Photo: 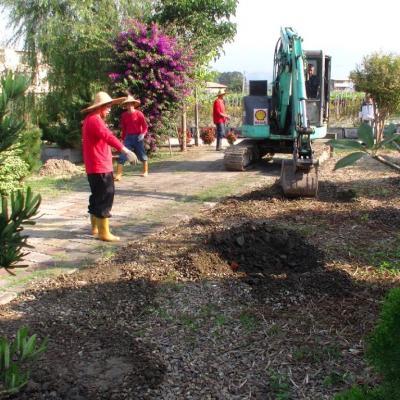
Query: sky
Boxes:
[
  {"xmin": 211, "ymin": 0, "xmax": 399, "ymax": 80},
  {"xmin": 1, "ymin": 1, "xmax": 398, "ymax": 81}
]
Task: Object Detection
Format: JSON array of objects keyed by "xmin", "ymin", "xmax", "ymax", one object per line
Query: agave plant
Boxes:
[
  {"xmin": 0, "ymin": 326, "xmax": 48, "ymax": 395},
  {"xmin": 0, "ymin": 73, "xmax": 42, "ymax": 270},
  {"xmin": 329, "ymin": 123, "xmax": 400, "ymax": 170},
  {"xmin": 0, "ymin": 187, "xmax": 41, "ymax": 269}
]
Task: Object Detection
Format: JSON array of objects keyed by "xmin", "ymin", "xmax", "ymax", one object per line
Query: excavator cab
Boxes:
[{"xmin": 304, "ymin": 51, "xmax": 331, "ymax": 128}]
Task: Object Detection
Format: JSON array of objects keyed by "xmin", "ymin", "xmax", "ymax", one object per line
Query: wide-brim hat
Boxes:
[
  {"xmin": 216, "ymin": 89, "xmax": 227, "ymax": 97},
  {"xmin": 121, "ymin": 94, "xmax": 141, "ymax": 107},
  {"xmin": 81, "ymin": 91, "xmax": 125, "ymax": 113}
]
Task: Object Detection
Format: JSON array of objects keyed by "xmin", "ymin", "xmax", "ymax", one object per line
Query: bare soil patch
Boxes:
[{"xmin": 1, "ymin": 152, "xmax": 400, "ymax": 399}]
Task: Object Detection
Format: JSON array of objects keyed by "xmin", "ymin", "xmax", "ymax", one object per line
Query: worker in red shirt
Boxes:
[
  {"xmin": 213, "ymin": 89, "xmax": 230, "ymax": 151},
  {"xmin": 82, "ymin": 91, "xmax": 138, "ymax": 242},
  {"xmin": 114, "ymin": 94, "xmax": 149, "ymax": 180}
]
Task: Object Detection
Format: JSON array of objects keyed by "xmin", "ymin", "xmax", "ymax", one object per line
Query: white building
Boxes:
[{"xmin": 0, "ymin": 48, "xmax": 49, "ymax": 94}]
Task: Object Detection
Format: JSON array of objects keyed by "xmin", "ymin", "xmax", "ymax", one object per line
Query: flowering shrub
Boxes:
[
  {"xmin": 200, "ymin": 127, "xmax": 215, "ymax": 145},
  {"xmin": 143, "ymin": 133, "xmax": 157, "ymax": 155},
  {"xmin": 110, "ymin": 20, "xmax": 193, "ymax": 137},
  {"xmin": 225, "ymin": 130, "xmax": 237, "ymax": 145}
]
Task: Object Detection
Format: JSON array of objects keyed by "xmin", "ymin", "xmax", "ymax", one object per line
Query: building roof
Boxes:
[{"xmin": 205, "ymin": 81, "xmax": 227, "ymax": 89}]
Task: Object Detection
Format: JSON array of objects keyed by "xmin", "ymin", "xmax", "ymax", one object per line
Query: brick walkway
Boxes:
[{"xmin": 0, "ymin": 146, "xmax": 276, "ymax": 304}]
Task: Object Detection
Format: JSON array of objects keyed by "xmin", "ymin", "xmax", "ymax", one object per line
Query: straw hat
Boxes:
[
  {"xmin": 121, "ymin": 94, "xmax": 141, "ymax": 107},
  {"xmin": 216, "ymin": 89, "xmax": 227, "ymax": 97},
  {"xmin": 81, "ymin": 91, "xmax": 125, "ymax": 113}
]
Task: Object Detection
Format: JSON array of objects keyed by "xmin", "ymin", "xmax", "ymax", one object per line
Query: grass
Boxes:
[
  {"xmin": 292, "ymin": 344, "xmax": 341, "ymax": 363},
  {"xmin": 268, "ymin": 369, "xmax": 291, "ymax": 400},
  {"xmin": 238, "ymin": 311, "xmax": 258, "ymax": 332},
  {"xmin": 25, "ymin": 174, "xmax": 88, "ymax": 198},
  {"xmin": 188, "ymin": 175, "xmax": 258, "ymax": 203},
  {"xmin": 347, "ymin": 235, "xmax": 400, "ymax": 274},
  {"xmin": 0, "ymin": 266, "xmax": 77, "ymax": 293}
]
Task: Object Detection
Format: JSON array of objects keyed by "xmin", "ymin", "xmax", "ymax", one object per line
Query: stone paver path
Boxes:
[{"xmin": 0, "ymin": 147, "xmax": 278, "ymax": 304}]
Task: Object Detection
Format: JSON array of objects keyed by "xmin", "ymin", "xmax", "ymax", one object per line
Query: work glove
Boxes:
[
  {"xmin": 138, "ymin": 133, "xmax": 145, "ymax": 141},
  {"xmin": 126, "ymin": 150, "xmax": 138, "ymax": 165}
]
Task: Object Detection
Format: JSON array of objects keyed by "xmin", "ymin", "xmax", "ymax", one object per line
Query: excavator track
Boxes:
[{"xmin": 223, "ymin": 140, "xmax": 260, "ymax": 171}]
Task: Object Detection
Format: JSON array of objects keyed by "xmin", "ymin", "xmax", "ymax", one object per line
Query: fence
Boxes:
[{"xmin": 186, "ymin": 91, "xmax": 365, "ymax": 131}]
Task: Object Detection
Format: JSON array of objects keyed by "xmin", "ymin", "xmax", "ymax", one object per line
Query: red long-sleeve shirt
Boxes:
[
  {"xmin": 82, "ymin": 112, "xmax": 123, "ymax": 174},
  {"xmin": 120, "ymin": 110, "xmax": 148, "ymax": 141},
  {"xmin": 213, "ymin": 98, "xmax": 226, "ymax": 124}
]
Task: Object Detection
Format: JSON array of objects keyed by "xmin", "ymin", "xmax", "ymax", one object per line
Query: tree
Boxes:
[
  {"xmin": 350, "ymin": 53, "xmax": 400, "ymax": 142},
  {"xmin": 218, "ymin": 71, "xmax": 244, "ymax": 93},
  {"xmin": 109, "ymin": 19, "xmax": 193, "ymax": 136},
  {"xmin": 0, "ymin": 0, "xmax": 153, "ymax": 148},
  {"xmin": 329, "ymin": 52, "xmax": 400, "ymax": 171},
  {"xmin": 151, "ymin": 0, "xmax": 238, "ymax": 147},
  {"xmin": 151, "ymin": 0, "xmax": 238, "ymax": 64}
]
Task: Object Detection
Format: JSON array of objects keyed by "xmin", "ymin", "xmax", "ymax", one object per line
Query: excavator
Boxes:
[{"xmin": 224, "ymin": 27, "xmax": 331, "ymax": 197}]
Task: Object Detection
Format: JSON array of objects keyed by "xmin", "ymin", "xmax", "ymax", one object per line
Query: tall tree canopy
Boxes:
[
  {"xmin": 217, "ymin": 71, "xmax": 243, "ymax": 93},
  {"xmin": 0, "ymin": 0, "xmax": 152, "ymax": 147},
  {"xmin": 152, "ymin": 0, "xmax": 238, "ymax": 64},
  {"xmin": 350, "ymin": 52, "xmax": 400, "ymax": 142}
]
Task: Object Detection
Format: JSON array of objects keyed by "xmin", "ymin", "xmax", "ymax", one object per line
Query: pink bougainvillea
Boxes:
[{"xmin": 110, "ymin": 20, "xmax": 193, "ymax": 136}]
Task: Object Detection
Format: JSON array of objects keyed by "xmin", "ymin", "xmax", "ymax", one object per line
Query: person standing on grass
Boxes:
[
  {"xmin": 213, "ymin": 89, "xmax": 230, "ymax": 151},
  {"xmin": 359, "ymin": 94, "xmax": 376, "ymax": 128},
  {"xmin": 114, "ymin": 94, "xmax": 149, "ymax": 180},
  {"xmin": 82, "ymin": 91, "xmax": 138, "ymax": 242}
]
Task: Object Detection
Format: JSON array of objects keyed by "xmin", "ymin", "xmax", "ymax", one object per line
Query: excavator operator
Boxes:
[{"xmin": 305, "ymin": 64, "xmax": 320, "ymax": 98}]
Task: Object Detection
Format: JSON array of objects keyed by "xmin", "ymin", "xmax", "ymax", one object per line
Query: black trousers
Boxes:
[{"xmin": 87, "ymin": 172, "xmax": 114, "ymax": 219}]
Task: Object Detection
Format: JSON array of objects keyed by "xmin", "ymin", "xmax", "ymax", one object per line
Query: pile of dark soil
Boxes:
[
  {"xmin": 173, "ymin": 221, "xmax": 355, "ymax": 298},
  {"xmin": 210, "ymin": 222, "xmax": 323, "ymax": 274},
  {"xmin": 39, "ymin": 159, "xmax": 83, "ymax": 177}
]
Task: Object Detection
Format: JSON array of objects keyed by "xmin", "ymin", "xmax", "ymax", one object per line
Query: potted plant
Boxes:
[{"xmin": 200, "ymin": 127, "xmax": 215, "ymax": 145}]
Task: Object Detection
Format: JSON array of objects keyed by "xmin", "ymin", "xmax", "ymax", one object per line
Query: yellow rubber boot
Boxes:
[
  {"xmin": 142, "ymin": 161, "xmax": 148, "ymax": 177},
  {"xmin": 114, "ymin": 164, "xmax": 123, "ymax": 181},
  {"xmin": 97, "ymin": 218, "xmax": 120, "ymax": 242},
  {"xmin": 90, "ymin": 214, "xmax": 98, "ymax": 236}
]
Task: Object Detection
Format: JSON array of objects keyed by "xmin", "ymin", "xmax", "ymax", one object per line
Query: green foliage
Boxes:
[
  {"xmin": 335, "ymin": 288, "xmax": 400, "ymax": 399},
  {"xmin": 152, "ymin": 0, "xmax": 238, "ymax": 63},
  {"xmin": 0, "ymin": 73, "xmax": 42, "ymax": 270},
  {"xmin": 350, "ymin": 53, "xmax": 400, "ymax": 121},
  {"xmin": 329, "ymin": 123, "xmax": 400, "ymax": 170},
  {"xmin": 19, "ymin": 124, "xmax": 42, "ymax": 171},
  {"xmin": 0, "ymin": 152, "xmax": 30, "ymax": 195},
  {"xmin": 0, "ymin": 326, "xmax": 47, "ymax": 395},
  {"xmin": 2, "ymin": 0, "xmax": 152, "ymax": 148},
  {"xmin": 367, "ymin": 288, "xmax": 400, "ymax": 385},
  {"xmin": 217, "ymin": 71, "xmax": 243, "ymax": 93},
  {"xmin": 334, "ymin": 386, "xmax": 384, "ymax": 400},
  {"xmin": 0, "ymin": 73, "xmax": 36, "ymax": 194},
  {"xmin": 0, "ymin": 187, "xmax": 41, "ymax": 269},
  {"xmin": 0, "ymin": 73, "xmax": 30, "ymax": 153}
]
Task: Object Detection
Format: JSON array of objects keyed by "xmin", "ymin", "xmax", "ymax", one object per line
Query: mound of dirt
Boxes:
[
  {"xmin": 210, "ymin": 222, "xmax": 324, "ymax": 275},
  {"xmin": 39, "ymin": 159, "xmax": 83, "ymax": 177},
  {"xmin": 174, "ymin": 222, "xmax": 354, "ymax": 297}
]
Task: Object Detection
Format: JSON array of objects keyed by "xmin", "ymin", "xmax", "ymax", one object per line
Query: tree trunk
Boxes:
[
  {"xmin": 180, "ymin": 106, "xmax": 187, "ymax": 152},
  {"xmin": 194, "ymin": 87, "xmax": 200, "ymax": 147}
]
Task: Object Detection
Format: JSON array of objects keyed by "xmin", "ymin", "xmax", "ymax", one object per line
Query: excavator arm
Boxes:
[{"xmin": 274, "ymin": 28, "xmax": 319, "ymax": 196}]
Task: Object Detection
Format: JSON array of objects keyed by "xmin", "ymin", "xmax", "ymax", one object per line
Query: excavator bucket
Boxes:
[{"xmin": 280, "ymin": 159, "xmax": 318, "ymax": 197}]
